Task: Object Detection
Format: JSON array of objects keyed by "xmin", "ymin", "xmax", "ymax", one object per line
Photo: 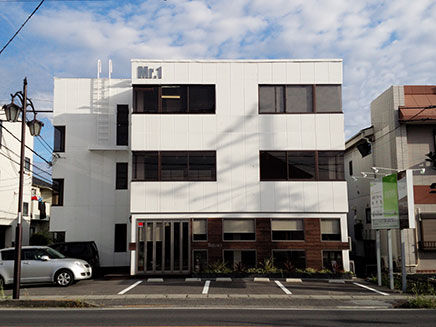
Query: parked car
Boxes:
[
  {"xmin": 49, "ymin": 241, "xmax": 100, "ymax": 276},
  {"xmin": 0, "ymin": 246, "xmax": 92, "ymax": 287}
]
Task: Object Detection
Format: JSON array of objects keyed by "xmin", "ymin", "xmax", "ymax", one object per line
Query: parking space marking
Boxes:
[
  {"xmin": 202, "ymin": 280, "xmax": 210, "ymax": 294},
  {"xmin": 117, "ymin": 280, "xmax": 143, "ymax": 295},
  {"xmin": 275, "ymin": 280, "xmax": 292, "ymax": 295},
  {"xmin": 353, "ymin": 282, "xmax": 389, "ymax": 296}
]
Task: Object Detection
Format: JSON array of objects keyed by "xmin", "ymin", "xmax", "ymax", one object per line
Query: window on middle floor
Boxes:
[
  {"xmin": 54, "ymin": 126, "xmax": 65, "ymax": 152},
  {"xmin": 132, "ymin": 151, "xmax": 216, "ymax": 181},
  {"xmin": 223, "ymin": 219, "xmax": 255, "ymax": 241},
  {"xmin": 260, "ymin": 151, "xmax": 344, "ymax": 181},
  {"xmin": 133, "ymin": 85, "xmax": 215, "ymax": 114},
  {"xmin": 321, "ymin": 219, "xmax": 341, "ymax": 241}
]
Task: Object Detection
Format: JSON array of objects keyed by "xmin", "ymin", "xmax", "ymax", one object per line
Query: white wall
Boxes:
[
  {"xmin": 0, "ymin": 120, "xmax": 34, "ymax": 248},
  {"xmin": 51, "ymin": 78, "xmax": 131, "ymax": 267},
  {"xmin": 130, "ymin": 60, "xmax": 347, "ymax": 215}
]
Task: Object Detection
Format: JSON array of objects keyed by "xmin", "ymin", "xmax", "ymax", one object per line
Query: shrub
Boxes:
[{"xmin": 29, "ymin": 233, "xmax": 51, "ymax": 246}]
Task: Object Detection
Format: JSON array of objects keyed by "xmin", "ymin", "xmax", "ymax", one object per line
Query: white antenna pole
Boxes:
[
  {"xmin": 108, "ymin": 59, "xmax": 113, "ymax": 79},
  {"xmin": 97, "ymin": 59, "xmax": 102, "ymax": 79}
]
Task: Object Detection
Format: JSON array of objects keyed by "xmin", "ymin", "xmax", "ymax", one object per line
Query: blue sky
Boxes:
[{"xmin": 1, "ymin": 0, "xmax": 436, "ymax": 173}]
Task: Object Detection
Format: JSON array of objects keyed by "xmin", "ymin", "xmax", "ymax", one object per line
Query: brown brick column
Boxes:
[
  {"xmin": 256, "ymin": 218, "xmax": 271, "ymax": 264},
  {"xmin": 207, "ymin": 218, "xmax": 222, "ymax": 264},
  {"xmin": 305, "ymin": 218, "xmax": 323, "ymax": 269}
]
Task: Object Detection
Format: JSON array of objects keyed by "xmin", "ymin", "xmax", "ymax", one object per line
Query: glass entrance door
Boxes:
[{"xmin": 137, "ymin": 220, "xmax": 190, "ymax": 274}]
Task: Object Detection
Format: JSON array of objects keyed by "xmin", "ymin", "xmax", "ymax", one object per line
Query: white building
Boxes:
[
  {"xmin": 51, "ymin": 59, "xmax": 349, "ymax": 274},
  {"xmin": 0, "ymin": 119, "xmax": 34, "ymax": 249}
]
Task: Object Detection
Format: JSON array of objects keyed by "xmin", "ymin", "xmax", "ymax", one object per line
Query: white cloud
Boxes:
[{"xmin": 1, "ymin": 0, "xmax": 436, "ymax": 139}]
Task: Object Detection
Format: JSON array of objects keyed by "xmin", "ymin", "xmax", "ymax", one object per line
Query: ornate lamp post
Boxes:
[{"xmin": 1, "ymin": 78, "xmax": 44, "ymax": 299}]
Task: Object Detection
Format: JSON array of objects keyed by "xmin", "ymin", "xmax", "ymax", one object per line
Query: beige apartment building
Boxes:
[{"xmin": 346, "ymin": 85, "xmax": 436, "ymax": 275}]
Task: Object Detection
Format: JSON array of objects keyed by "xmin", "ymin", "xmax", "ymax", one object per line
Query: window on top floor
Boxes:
[
  {"xmin": 133, "ymin": 85, "xmax": 215, "ymax": 114},
  {"xmin": 259, "ymin": 85, "xmax": 341, "ymax": 113}
]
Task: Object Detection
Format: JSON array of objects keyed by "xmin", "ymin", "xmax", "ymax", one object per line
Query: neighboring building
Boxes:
[
  {"xmin": 51, "ymin": 59, "xmax": 350, "ymax": 274},
  {"xmin": 0, "ymin": 119, "xmax": 34, "ymax": 249},
  {"xmin": 346, "ymin": 85, "xmax": 436, "ymax": 275},
  {"xmin": 29, "ymin": 176, "xmax": 52, "ymax": 238}
]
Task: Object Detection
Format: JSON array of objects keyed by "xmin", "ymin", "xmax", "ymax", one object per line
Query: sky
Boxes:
[{"xmin": 1, "ymin": 0, "xmax": 436, "ymax": 172}]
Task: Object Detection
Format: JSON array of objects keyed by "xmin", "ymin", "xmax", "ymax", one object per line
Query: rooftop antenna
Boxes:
[
  {"xmin": 97, "ymin": 59, "xmax": 102, "ymax": 79},
  {"xmin": 108, "ymin": 59, "xmax": 112, "ymax": 79}
]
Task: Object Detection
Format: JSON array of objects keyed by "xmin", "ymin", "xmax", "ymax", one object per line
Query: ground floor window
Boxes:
[
  {"xmin": 52, "ymin": 231, "xmax": 65, "ymax": 243},
  {"xmin": 323, "ymin": 250, "xmax": 343, "ymax": 271},
  {"xmin": 193, "ymin": 250, "xmax": 208, "ymax": 272},
  {"xmin": 223, "ymin": 219, "xmax": 255, "ymax": 241},
  {"xmin": 272, "ymin": 250, "xmax": 306, "ymax": 270},
  {"xmin": 223, "ymin": 250, "xmax": 256, "ymax": 269}
]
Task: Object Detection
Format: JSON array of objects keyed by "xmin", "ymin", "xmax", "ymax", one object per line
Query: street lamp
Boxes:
[{"xmin": 1, "ymin": 77, "xmax": 44, "ymax": 299}]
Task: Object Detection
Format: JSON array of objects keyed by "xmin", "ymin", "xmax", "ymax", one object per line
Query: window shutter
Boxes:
[
  {"xmin": 271, "ymin": 219, "xmax": 303, "ymax": 231},
  {"xmin": 223, "ymin": 219, "xmax": 255, "ymax": 233},
  {"xmin": 321, "ymin": 219, "xmax": 340, "ymax": 234},
  {"xmin": 193, "ymin": 219, "xmax": 207, "ymax": 234}
]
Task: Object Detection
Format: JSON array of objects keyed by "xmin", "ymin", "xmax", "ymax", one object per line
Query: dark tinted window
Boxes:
[
  {"xmin": 259, "ymin": 86, "xmax": 284, "ymax": 113},
  {"xmin": 116, "ymin": 105, "xmax": 129, "ymax": 146},
  {"xmin": 189, "ymin": 86, "xmax": 215, "ymax": 113},
  {"xmin": 54, "ymin": 126, "xmax": 65, "ymax": 152},
  {"xmin": 285, "ymin": 85, "xmax": 312, "ymax": 113},
  {"xmin": 23, "ymin": 202, "xmax": 29, "ymax": 216},
  {"xmin": 288, "ymin": 151, "xmax": 316, "ymax": 180},
  {"xmin": 188, "ymin": 152, "xmax": 216, "ymax": 181},
  {"xmin": 133, "ymin": 152, "xmax": 158, "ymax": 181},
  {"xmin": 318, "ymin": 151, "xmax": 344, "ymax": 181},
  {"xmin": 132, "ymin": 151, "xmax": 216, "ymax": 182},
  {"xmin": 52, "ymin": 179, "xmax": 64, "ymax": 206},
  {"xmin": 133, "ymin": 85, "xmax": 215, "ymax": 114},
  {"xmin": 1, "ymin": 250, "xmax": 15, "ymax": 260},
  {"xmin": 259, "ymin": 151, "xmax": 287, "ymax": 180},
  {"xmin": 116, "ymin": 162, "xmax": 128, "ymax": 189},
  {"xmin": 162, "ymin": 86, "xmax": 187, "ymax": 113},
  {"xmin": 161, "ymin": 151, "xmax": 188, "ymax": 181},
  {"xmin": 323, "ymin": 251, "xmax": 343, "ymax": 271},
  {"xmin": 316, "ymin": 85, "xmax": 342, "ymax": 112},
  {"xmin": 24, "ymin": 157, "xmax": 31, "ymax": 171},
  {"xmin": 135, "ymin": 87, "xmax": 159, "ymax": 113},
  {"xmin": 273, "ymin": 250, "xmax": 306, "ymax": 270},
  {"xmin": 114, "ymin": 224, "xmax": 127, "ymax": 252}
]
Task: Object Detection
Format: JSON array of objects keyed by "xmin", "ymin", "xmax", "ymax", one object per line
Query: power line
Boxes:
[
  {"xmin": 0, "ymin": 0, "xmax": 46, "ymax": 55},
  {"xmin": 1, "ymin": 142, "xmax": 52, "ymax": 178},
  {"xmin": 0, "ymin": 150, "xmax": 51, "ymax": 183},
  {"xmin": 1, "ymin": 121, "xmax": 52, "ymax": 165},
  {"xmin": 36, "ymin": 134, "xmax": 53, "ymax": 152}
]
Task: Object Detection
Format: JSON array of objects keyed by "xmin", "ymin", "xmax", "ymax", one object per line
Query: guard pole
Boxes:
[
  {"xmin": 401, "ymin": 229, "xmax": 407, "ymax": 292},
  {"xmin": 376, "ymin": 230, "xmax": 382, "ymax": 286},
  {"xmin": 388, "ymin": 229, "xmax": 394, "ymax": 290}
]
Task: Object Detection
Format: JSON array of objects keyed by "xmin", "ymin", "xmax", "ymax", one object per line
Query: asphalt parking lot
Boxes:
[{"xmin": 2, "ymin": 278, "xmax": 394, "ymax": 298}]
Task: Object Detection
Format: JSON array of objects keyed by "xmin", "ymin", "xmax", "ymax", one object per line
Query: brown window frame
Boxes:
[
  {"xmin": 259, "ymin": 150, "xmax": 345, "ymax": 181},
  {"xmin": 54, "ymin": 126, "xmax": 66, "ymax": 153},
  {"xmin": 52, "ymin": 178, "xmax": 64, "ymax": 206},
  {"xmin": 115, "ymin": 162, "xmax": 128, "ymax": 190},
  {"xmin": 258, "ymin": 84, "xmax": 342, "ymax": 114},
  {"xmin": 132, "ymin": 151, "xmax": 216, "ymax": 182},
  {"xmin": 132, "ymin": 85, "xmax": 216, "ymax": 114}
]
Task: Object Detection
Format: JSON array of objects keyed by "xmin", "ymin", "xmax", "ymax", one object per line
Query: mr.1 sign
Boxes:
[{"xmin": 137, "ymin": 66, "xmax": 162, "ymax": 79}]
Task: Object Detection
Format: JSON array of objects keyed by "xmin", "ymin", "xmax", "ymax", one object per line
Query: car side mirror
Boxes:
[{"xmin": 40, "ymin": 255, "xmax": 50, "ymax": 261}]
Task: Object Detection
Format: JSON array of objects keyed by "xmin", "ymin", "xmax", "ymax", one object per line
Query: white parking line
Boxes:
[
  {"xmin": 353, "ymin": 282, "xmax": 389, "ymax": 296},
  {"xmin": 275, "ymin": 280, "xmax": 292, "ymax": 295},
  {"xmin": 117, "ymin": 280, "xmax": 143, "ymax": 295},
  {"xmin": 202, "ymin": 280, "xmax": 210, "ymax": 294}
]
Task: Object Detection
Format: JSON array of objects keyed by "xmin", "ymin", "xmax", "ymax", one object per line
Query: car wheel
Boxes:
[{"xmin": 55, "ymin": 270, "xmax": 74, "ymax": 287}]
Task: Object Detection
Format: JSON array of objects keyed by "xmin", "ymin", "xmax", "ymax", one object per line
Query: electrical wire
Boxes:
[
  {"xmin": 0, "ymin": 151, "xmax": 51, "ymax": 183},
  {"xmin": 0, "ymin": 0, "xmax": 46, "ymax": 55},
  {"xmin": 1, "ymin": 143, "xmax": 52, "ymax": 177},
  {"xmin": 36, "ymin": 134, "xmax": 54, "ymax": 152},
  {"xmin": 1, "ymin": 122, "xmax": 52, "ymax": 165}
]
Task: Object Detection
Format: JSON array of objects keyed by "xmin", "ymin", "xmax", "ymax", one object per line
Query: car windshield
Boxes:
[{"xmin": 44, "ymin": 247, "xmax": 65, "ymax": 259}]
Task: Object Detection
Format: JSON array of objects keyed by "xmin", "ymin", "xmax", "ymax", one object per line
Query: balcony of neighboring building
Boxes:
[{"xmin": 399, "ymin": 85, "xmax": 436, "ymax": 123}]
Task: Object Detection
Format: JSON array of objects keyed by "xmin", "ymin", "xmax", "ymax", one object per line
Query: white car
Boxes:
[{"xmin": 0, "ymin": 246, "xmax": 92, "ymax": 287}]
